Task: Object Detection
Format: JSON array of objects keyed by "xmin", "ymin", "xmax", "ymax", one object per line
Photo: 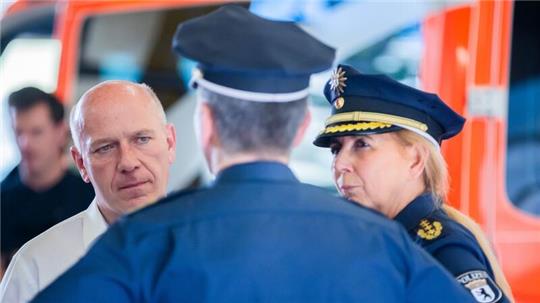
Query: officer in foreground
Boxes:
[{"xmin": 32, "ymin": 6, "xmax": 473, "ymax": 302}]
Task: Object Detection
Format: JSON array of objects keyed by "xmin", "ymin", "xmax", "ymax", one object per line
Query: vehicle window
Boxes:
[{"xmin": 506, "ymin": 1, "xmax": 540, "ymax": 215}]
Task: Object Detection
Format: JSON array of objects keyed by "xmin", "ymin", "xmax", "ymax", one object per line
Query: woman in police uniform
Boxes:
[{"xmin": 314, "ymin": 64, "xmax": 513, "ymax": 303}]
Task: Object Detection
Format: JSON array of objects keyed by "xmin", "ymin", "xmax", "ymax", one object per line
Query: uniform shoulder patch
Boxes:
[
  {"xmin": 416, "ymin": 219, "xmax": 443, "ymax": 240},
  {"xmin": 457, "ymin": 270, "xmax": 502, "ymax": 303}
]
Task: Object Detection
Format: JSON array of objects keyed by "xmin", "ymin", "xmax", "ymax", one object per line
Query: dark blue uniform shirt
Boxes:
[
  {"xmin": 33, "ymin": 162, "xmax": 472, "ymax": 303},
  {"xmin": 394, "ymin": 194, "xmax": 508, "ymax": 303}
]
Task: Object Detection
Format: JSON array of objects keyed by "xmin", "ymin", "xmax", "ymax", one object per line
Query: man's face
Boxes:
[
  {"xmin": 73, "ymin": 87, "xmax": 176, "ymax": 219},
  {"xmin": 10, "ymin": 103, "xmax": 66, "ymax": 176}
]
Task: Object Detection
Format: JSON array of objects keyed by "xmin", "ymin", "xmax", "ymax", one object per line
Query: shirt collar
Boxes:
[
  {"xmin": 215, "ymin": 161, "xmax": 299, "ymax": 184},
  {"xmin": 83, "ymin": 199, "xmax": 108, "ymax": 249},
  {"xmin": 394, "ymin": 193, "xmax": 437, "ymax": 232}
]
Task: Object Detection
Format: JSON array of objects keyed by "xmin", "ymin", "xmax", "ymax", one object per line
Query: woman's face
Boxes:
[{"xmin": 330, "ymin": 133, "xmax": 415, "ymax": 217}]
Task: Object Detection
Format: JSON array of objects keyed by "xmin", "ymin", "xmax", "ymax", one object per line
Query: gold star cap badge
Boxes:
[{"xmin": 329, "ymin": 66, "xmax": 347, "ymax": 95}]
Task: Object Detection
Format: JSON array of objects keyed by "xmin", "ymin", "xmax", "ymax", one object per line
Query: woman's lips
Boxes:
[
  {"xmin": 339, "ymin": 185, "xmax": 360, "ymax": 198},
  {"xmin": 339, "ymin": 185, "xmax": 358, "ymax": 191}
]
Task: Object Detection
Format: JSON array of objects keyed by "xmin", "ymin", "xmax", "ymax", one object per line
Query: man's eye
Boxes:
[
  {"xmin": 31, "ymin": 129, "xmax": 44, "ymax": 136},
  {"xmin": 95, "ymin": 144, "xmax": 113, "ymax": 154},
  {"xmin": 136, "ymin": 136, "xmax": 151, "ymax": 144}
]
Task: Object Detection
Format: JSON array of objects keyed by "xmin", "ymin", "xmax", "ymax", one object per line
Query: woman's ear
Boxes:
[{"xmin": 407, "ymin": 143, "xmax": 429, "ymax": 180}]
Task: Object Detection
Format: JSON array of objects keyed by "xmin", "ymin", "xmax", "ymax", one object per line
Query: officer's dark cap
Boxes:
[
  {"xmin": 172, "ymin": 5, "xmax": 335, "ymax": 102},
  {"xmin": 313, "ymin": 64, "xmax": 465, "ymax": 147}
]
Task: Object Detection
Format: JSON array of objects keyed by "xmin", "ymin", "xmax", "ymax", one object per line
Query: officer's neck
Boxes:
[{"xmin": 211, "ymin": 150, "xmax": 289, "ymax": 175}]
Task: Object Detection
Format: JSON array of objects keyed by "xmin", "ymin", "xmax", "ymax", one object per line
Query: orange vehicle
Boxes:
[
  {"xmin": 1, "ymin": 0, "xmax": 539, "ymax": 301},
  {"xmin": 422, "ymin": 2, "xmax": 540, "ymax": 302}
]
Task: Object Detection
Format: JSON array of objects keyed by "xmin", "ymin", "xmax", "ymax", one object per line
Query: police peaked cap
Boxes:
[
  {"xmin": 313, "ymin": 64, "xmax": 465, "ymax": 147},
  {"xmin": 172, "ymin": 5, "xmax": 335, "ymax": 102}
]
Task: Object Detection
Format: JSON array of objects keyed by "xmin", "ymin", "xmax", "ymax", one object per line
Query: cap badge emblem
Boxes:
[
  {"xmin": 334, "ymin": 97, "xmax": 345, "ymax": 109},
  {"xmin": 329, "ymin": 66, "xmax": 347, "ymax": 95}
]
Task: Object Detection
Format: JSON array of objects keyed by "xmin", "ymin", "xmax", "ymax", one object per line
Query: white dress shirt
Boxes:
[{"xmin": 0, "ymin": 199, "xmax": 107, "ymax": 303}]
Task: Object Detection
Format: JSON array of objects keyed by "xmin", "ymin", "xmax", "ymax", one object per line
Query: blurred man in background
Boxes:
[{"xmin": 1, "ymin": 87, "xmax": 94, "ymax": 276}]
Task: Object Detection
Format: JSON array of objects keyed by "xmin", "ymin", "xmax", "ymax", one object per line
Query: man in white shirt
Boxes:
[{"xmin": 0, "ymin": 80, "xmax": 177, "ymax": 303}]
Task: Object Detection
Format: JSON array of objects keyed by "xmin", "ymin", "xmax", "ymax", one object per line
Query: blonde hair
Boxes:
[
  {"xmin": 394, "ymin": 129, "xmax": 514, "ymax": 301},
  {"xmin": 393, "ymin": 130, "xmax": 448, "ymax": 204}
]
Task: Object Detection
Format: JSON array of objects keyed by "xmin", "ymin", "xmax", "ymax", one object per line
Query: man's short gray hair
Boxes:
[{"xmin": 198, "ymin": 87, "xmax": 308, "ymax": 155}]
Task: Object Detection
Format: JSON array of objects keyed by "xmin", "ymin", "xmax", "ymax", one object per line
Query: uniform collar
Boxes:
[
  {"xmin": 83, "ymin": 199, "xmax": 108, "ymax": 249},
  {"xmin": 215, "ymin": 161, "xmax": 299, "ymax": 184},
  {"xmin": 394, "ymin": 193, "xmax": 437, "ymax": 232}
]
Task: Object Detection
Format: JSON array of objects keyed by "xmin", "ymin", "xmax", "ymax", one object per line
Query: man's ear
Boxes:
[
  {"xmin": 70, "ymin": 146, "xmax": 90, "ymax": 183},
  {"xmin": 165, "ymin": 124, "xmax": 177, "ymax": 164},
  {"xmin": 200, "ymin": 102, "xmax": 219, "ymax": 149},
  {"xmin": 292, "ymin": 109, "xmax": 311, "ymax": 148}
]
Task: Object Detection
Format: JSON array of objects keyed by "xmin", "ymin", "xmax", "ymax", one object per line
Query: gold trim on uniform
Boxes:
[
  {"xmin": 417, "ymin": 219, "xmax": 443, "ymax": 240},
  {"xmin": 322, "ymin": 122, "xmax": 392, "ymax": 134},
  {"xmin": 326, "ymin": 111, "xmax": 428, "ymax": 133}
]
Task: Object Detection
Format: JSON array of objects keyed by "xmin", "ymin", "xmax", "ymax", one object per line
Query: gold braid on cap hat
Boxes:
[
  {"xmin": 325, "ymin": 111, "xmax": 428, "ymax": 132},
  {"xmin": 322, "ymin": 122, "xmax": 392, "ymax": 134}
]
